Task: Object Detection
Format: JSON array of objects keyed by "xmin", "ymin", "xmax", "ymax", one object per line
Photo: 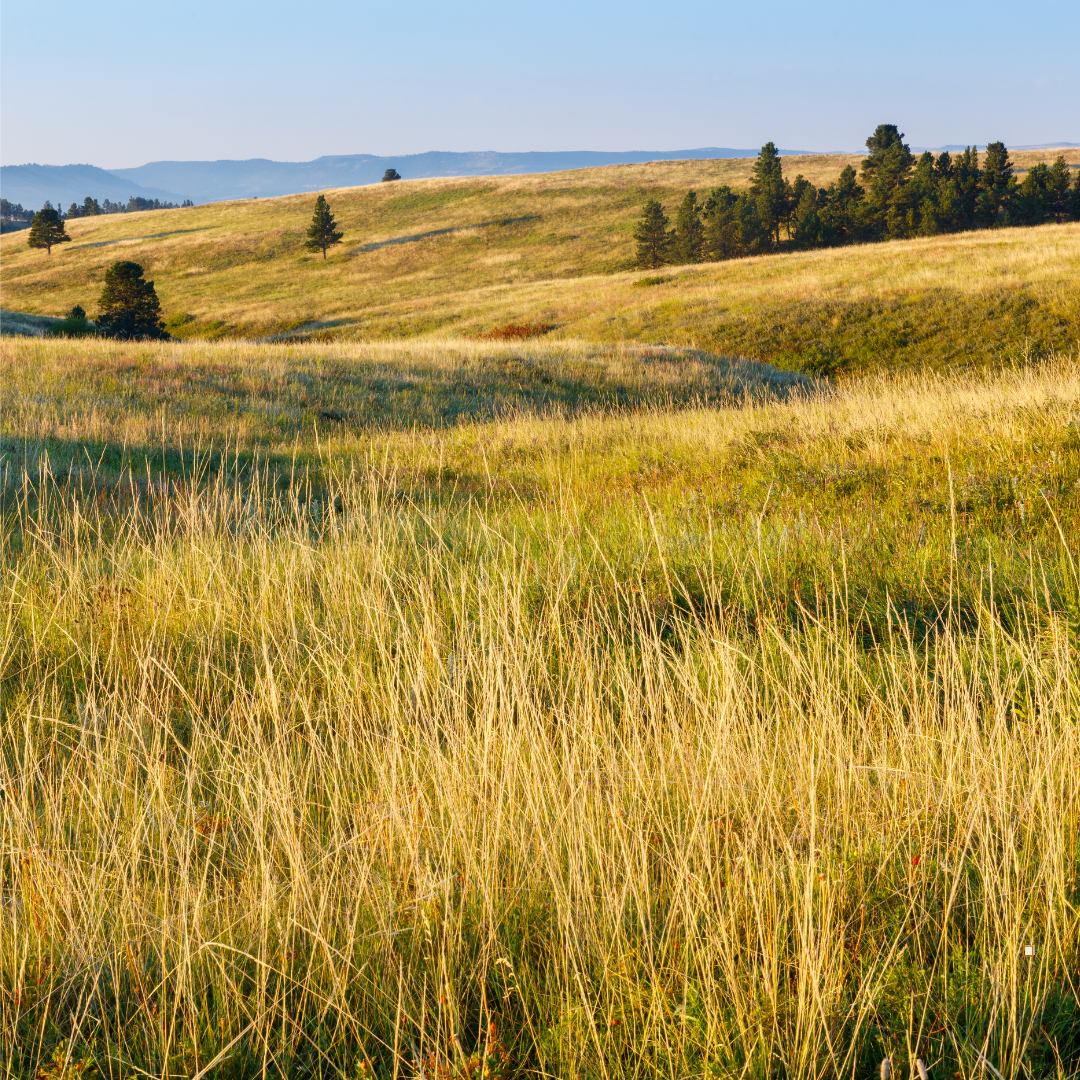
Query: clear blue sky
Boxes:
[{"xmin": 2, "ymin": 0, "xmax": 1077, "ymax": 168}]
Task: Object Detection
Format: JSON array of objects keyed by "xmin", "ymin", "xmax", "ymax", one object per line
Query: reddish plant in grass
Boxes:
[{"xmin": 478, "ymin": 323, "xmax": 552, "ymax": 341}]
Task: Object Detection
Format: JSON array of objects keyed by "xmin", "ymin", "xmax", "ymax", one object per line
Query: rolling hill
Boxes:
[
  {"xmin": 2, "ymin": 149, "xmax": 1078, "ymax": 374},
  {"xmin": 109, "ymin": 146, "xmax": 822, "ymax": 204}
]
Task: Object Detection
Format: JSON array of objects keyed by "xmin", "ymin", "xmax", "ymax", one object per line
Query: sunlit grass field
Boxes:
[
  {"xmin": 2, "ymin": 334, "xmax": 1079, "ymax": 1078},
  {"xmin": 2, "ymin": 150, "xmax": 1078, "ymax": 374}
]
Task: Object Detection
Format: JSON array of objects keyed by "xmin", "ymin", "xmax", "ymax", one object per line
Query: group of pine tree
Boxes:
[
  {"xmin": 634, "ymin": 126, "xmax": 1080, "ymax": 268},
  {"xmin": 66, "ymin": 195, "xmax": 194, "ymax": 217}
]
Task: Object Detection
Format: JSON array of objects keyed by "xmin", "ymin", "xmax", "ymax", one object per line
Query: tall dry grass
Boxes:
[{"xmin": 2, "ymin": 356, "xmax": 1079, "ymax": 1077}]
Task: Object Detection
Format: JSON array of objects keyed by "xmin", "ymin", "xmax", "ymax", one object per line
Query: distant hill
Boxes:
[
  {"xmin": 0, "ymin": 163, "xmax": 186, "ymax": 212},
  {"xmin": 911, "ymin": 142, "xmax": 1079, "ymax": 152},
  {"xmin": 109, "ymin": 148, "xmax": 821, "ymax": 205}
]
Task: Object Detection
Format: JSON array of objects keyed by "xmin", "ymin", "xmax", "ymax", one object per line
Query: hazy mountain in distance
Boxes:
[
  {"xmin": 108, "ymin": 148, "xmax": 822, "ymax": 205},
  {"xmin": 0, "ymin": 163, "xmax": 185, "ymax": 212},
  {"xmin": 910, "ymin": 142, "xmax": 1079, "ymax": 152}
]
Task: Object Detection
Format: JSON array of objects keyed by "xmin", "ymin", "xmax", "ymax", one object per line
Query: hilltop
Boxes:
[
  {"xmin": 2, "ymin": 149, "xmax": 1078, "ymax": 374},
  {"xmin": 107, "ymin": 146, "xmax": 822, "ymax": 204}
]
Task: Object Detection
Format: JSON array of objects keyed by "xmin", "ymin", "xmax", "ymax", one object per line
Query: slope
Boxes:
[
  {"xmin": 2, "ymin": 151, "xmax": 1078, "ymax": 374},
  {"xmin": 110, "ymin": 147, "xmax": 821, "ymax": 204}
]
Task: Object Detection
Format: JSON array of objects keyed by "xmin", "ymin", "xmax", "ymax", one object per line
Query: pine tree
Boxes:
[
  {"xmin": 817, "ymin": 165, "xmax": 863, "ymax": 244},
  {"xmin": 859, "ymin": 125, "xmax": 914, "ymax": 238},
  {"xmin": 1016, "ymin": 163, "xmax": 1053, "ymax": 226},
  {"xmin": 27, "ymin": 204, "xmax": 71, "ymax": 254},
  {"xmin": 949, "ymin": 147, "xmax": 981, "ymax": 231},
  {"xmin": 305, "ymin": 195, "xmax": 344, "ymax": 259},
  {"xmin": 749, "ymin": 142, "xmax": 786, "ymax": 244},
  {"xmin": 792, "ymin": 185, "xmax": 824, "ymax": 247},
  {"xmin": 672, "ymin": 191, "xmax": 705, "ymax": 264},
  {"xmin": 910, "ymin": 152, "xmax": 941, "ymax": 236},
  {"xmin": 96, "ymin": 261, "xmax": 167, "ymax": 339},
  {"xmin": 382, "ymin": 169, "xmax": 402, "ymax": 182},
  {"xmin": 976, "ymin": 142, "xmax": 1015, "ymax": 226},
  {"xmin": 633, "ymin": 199, "xmax": 672, "ymax": 268},
  {"xmin": 702, "ymin": 187, "xmax": 741, "ymax": 260},
  {"xmin": 1048, "ymin": 156, "xmax": 1073, "ymax": 222}
]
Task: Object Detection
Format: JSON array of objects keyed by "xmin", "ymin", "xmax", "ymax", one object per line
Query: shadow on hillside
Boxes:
[
  {"xmin": 0, "ymin": 308, "xmax": 60, "ymax": 337},
  {"xmin": 5, "ymin": 347, "xmax": 811, "ymax": 435},
  {"xmin": 354, "ymin": 215, "xmax": 541, "ymax": 252},
  {"xmin": 74, "ymin": 226, "xmax": 219, "ymax": 249}
]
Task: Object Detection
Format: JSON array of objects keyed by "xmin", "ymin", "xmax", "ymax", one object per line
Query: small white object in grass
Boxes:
[
  {"xmin": 916, "ymin": 1058, "xmax": 929, "ymax": 1080},
  {"xmin": 1024, "ymin": 943, "xmax": 1034, "ymax": 956},
  {"xmin": 881, "ymin": 1060, "xmax": 891, "ymax": 1080}
]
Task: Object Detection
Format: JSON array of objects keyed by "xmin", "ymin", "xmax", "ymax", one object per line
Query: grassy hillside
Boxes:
[
  {"xmin": 2, "ymin": 149, "xmax": 1078, "ymax": 373},
  {"xmin": 2, "ymin": 333, "xmax": 1079, "ymax": 1078}
]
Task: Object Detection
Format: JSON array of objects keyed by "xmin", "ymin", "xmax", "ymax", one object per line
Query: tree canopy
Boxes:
[
  {"xmin": 633, "ymin": 200, "xmax": 672, "ymax": 268},
  {"xmin": 749, "ymin": 142, "xmax": 787, "ymax": 242},
  {"xmin": 305, "ymin": 195, "xmax": 344, "ymax": 259},
  {"xmin": 631, "ymin": 128, "xmax": 1079, "ymax": 268},
  {"xmin": 96, "ymin": 261, "xmax": 167, "ymax": 340},
  {"xmin": 382, "ymin": 169, "xmax": 402, "ymax": 182},
  {"xmin": 27, "ymin": 204, "xmax": 71, "ymax": 254},
  {"xmin": 672, "ymin": 191, "xmax": 705, "ymax": 264}
]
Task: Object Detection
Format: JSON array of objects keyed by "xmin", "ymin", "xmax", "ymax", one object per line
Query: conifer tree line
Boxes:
[
  {"xmin": 1, "ymin": 199, "xmax": 34, "ymax": 221},
  {"xmin": 634, "ymin": 126, "xmax": 1080, "ymax": 268},
  {"xmin": 64, "ymin": 195, "xmax": 194, "ymax": 217}
]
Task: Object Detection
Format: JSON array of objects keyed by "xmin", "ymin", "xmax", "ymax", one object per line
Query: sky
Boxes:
[{"xmin": 2, "ymin": 0, "xmax": 1078, "ymax": 169}]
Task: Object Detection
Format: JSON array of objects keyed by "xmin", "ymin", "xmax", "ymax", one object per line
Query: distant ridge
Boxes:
[
  {"xmin": 0, "ymin": 163, "xmax": 185, "ymax": 212},
  {"xmin": 910, "ymin": 142, "xmax": 1079, "ymax": 152},
  {"xmin": 5, "ymin": 144, "xmax": 1075, "ymax": 211},
  {"xmin": 107, "ymin": 149, "xmax": 824, "ymax": 205}
]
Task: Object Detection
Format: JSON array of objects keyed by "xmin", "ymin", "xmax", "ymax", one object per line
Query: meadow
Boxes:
[
  {"xmin": 2, "ymin": 329, "xmax": 1079, "ymax": 1078},
  {"xmin": 2, "ymin": 149, "xmax": 1078, "ymax": 374}
]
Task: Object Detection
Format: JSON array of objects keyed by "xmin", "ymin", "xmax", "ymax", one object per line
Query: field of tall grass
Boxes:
[{"xmin": 2, "ymin": 335, "xmax": 1079, "ymax": 1078}]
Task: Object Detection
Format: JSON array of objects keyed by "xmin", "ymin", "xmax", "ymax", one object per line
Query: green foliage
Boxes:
[
  {"xmin": 47, "ymin": 304, "xmax": 96, "ymax": 338},
  {"xmin": 95, "ymin": 261, "xmax": 167, "ymax": 340},
  {"xmin": 661, "ymin": 128, "xmax": 1079, "ymax": 265},
  {"xmin": 633, "ymin": 198, "xmax": 672, "ymax": 268},
  {"xmin": 69, "ymin": 196, "xmax": 102, "ymax": 218},
  {"xmin": 382, "ymin": 168, "xmax": 402, "ymax": 182},
  {"xmin": 749, "ymin": 141, "xmax": 786, "ymax": 243},
  {"xmin": 672, "ymin": 190, "xmax": 705, "ymax": 263},
  {"xmin": 305, "ymin": 193, "xmax": 344, "ymax": 259},
  {"xmin": 860, "ymin": 124, "xmax": 916, "ymax": 238},
  {"xmin": 701, "ymin": 186, "xmax": 768, "ymax": 260},
  {"xmin": 977, "ymin": 141, "xmax": 1016, "ymax": 226},
  {"xmin": 791, "ymin": 184, "xmax": 823, "ymax": 247},
  {"xmin": 27, "ymin": 203, "xmax": 71, "ymax": 254},
  {"xmin": 163, "ymin": 312, "xmax": 198, "ymax": 338}
]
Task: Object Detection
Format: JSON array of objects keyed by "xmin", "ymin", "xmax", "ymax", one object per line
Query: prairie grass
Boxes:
[
  {"xmin": 1, "ymin": 338, "xmax": 1079, "ymax": 1078},
  {"xmin": 2, "ymin": 153, "xmax": 1077, "ymax": 373}
]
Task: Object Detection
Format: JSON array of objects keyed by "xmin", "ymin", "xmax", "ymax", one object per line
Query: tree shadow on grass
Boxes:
[
  {"xmin": 352, "ymin": 215, "xmax": 541, "ymax": 252},
  {"xmin": 74, "ymin": 226, "xmax": 220, "ymax": 249}
]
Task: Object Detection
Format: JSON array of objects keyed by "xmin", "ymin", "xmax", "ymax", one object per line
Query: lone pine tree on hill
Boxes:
[
  {"xmin": 27, "ymin": 204, "xmax": 70, "ymax": 254},
  {"xmin": 96, "ymin": 261, "xmax": 167, "ymax": 339},
  {"xmin": 306, "ymin": 195, "xmax": 344, "ymax": 259},
  {"xmin": 633, "ymin": 199, "xmax": 672, "ymax": 268},
  {"xmin": 382, "ymin": 169, "xmax": 402, "ymax": 182}
]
